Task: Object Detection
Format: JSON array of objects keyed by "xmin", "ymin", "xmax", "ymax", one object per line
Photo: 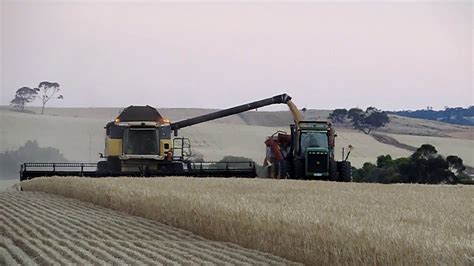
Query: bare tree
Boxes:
[
  {"xmin": 36, "ymin": 81, "xmax": 63, "ymax": 114},
  {"xmin": 10, "ymin": 87, "xmax": 39, "ymax": 111}
]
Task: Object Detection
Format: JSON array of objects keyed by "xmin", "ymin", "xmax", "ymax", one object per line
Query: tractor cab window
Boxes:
[
  {"xmin": 124, "ymin": 128, "xmax": 159, "ymax": 155},
  {"xmin": 300, "ymin": 132, "xmax": 328, "ymax": 153}
]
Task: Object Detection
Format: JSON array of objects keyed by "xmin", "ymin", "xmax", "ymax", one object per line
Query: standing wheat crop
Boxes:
[{"xmin": 22, "ymin": 177, "xmax": 474, "ymax": 265}]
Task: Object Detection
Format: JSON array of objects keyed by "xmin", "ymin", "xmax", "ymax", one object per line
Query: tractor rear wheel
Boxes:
[
  {"xmin": 337, "ymin": 161, "xmax": 352, "ymax": 182},
  {"xmin": 288, "ymin": 161, "xmax": 295, "ymax": 179},
  {"xmin": 293, "ymin": 159, "xmax": 305, "ymax": 179}
]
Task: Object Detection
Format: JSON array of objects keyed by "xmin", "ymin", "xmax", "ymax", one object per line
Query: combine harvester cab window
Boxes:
[{"xmin": 124, "ymin": 127, "xmax": 159, "ymax": 155}]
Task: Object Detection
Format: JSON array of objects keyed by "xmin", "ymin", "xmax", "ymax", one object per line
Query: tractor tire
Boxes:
[
  {"xmin": 329, "ymin": 160, "xmax": 338, "ymax": 181},
  {"xmin": 293, "ymin": 159, "xmax": 305, "ymax": 179},
  {"xmin": 97, "ymin": 161, "xmax": 110, "ymax": 175},
  {"xmin": 288, "ymin": 161, "xmax": 295, "ymax": 179},
  {"xmin": 337, "ymin": 161, "xmax": 352, "ymax": 182},
  {"xmin": 107, "ymin": 157, "xmax": 122, "ymax": 175}
]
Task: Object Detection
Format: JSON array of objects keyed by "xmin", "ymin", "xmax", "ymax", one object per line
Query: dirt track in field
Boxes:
[{"xmin": 0, "ymin": 191, "xmax": 295, "ymax": 265}]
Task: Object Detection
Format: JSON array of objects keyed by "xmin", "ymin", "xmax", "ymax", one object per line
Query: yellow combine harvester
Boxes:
[{"xmin": 20, "ymin": 94, "xmax": 300, "ymax": 180}]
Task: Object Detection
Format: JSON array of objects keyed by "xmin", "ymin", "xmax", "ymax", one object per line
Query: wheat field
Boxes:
[
  {"xmin": 0, "ymin": 191, "xmax": 296, "ymax": 265},
  {"xmin": 21, "ymin": 177, "xmax": 474, "ymax": 265}
]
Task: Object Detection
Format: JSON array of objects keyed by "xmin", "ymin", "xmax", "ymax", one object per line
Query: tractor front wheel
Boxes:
[
  {"xmin": 337, "ymin": 161, "xmax": 352, "ymax": 182},
  {"xmin": 293, "ymin": 159, "xmax": 305, "ymax": 179},
  {"xmin": 329, "ymin": 160, "xmax": 338, "ymax": 181}
]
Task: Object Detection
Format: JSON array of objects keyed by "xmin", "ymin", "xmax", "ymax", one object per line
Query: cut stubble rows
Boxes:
[{"xmin": 0, "ymin": 190, "xmax": 295, "ymax": 265}]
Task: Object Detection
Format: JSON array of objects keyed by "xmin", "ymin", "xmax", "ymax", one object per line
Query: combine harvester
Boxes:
[{"xmin": 20, "ymin": 94, "xmax": 301, "ymax": 180}]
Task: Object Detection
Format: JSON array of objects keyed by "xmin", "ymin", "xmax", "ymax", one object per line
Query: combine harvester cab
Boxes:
[
  {"xmin": 21, "ymin": 94, "xmax": 299, "ymax": 180},
  {"xmin": 97, "ymin": 105, "xmax": 184, "ymax": 176}
]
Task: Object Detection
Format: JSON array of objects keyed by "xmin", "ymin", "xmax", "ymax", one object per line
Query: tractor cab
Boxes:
[{"xmin": 291, "ymin": 121, "xmax": 335, "ymax": 178}]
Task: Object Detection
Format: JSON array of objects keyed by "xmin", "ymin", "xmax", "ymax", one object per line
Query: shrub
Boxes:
[{"xmin": 0, "ymin": 140, "xmax": 66, "ymax": 179}]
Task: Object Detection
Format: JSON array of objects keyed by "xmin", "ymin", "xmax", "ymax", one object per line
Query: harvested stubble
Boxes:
[
  {"xmin": 22, "ymin": 177, "xmax": 474, "ymax": 265},
  {"xmin": 0, "ymin": 191, "xmax": 295, "ymax": 265}
]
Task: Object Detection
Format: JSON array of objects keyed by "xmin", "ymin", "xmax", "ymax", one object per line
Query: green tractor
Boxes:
[{"xmin": 264, "ymin": 121, "xmax": 352, "ymax": 181}]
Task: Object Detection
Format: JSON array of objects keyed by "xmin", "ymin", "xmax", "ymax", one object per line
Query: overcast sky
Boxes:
[{"xmin": 1, "ymin": 1, "xmax": 472, "ymax": 111}]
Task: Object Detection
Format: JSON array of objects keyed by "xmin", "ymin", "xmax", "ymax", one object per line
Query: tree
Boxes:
[
  {"xmin": 364, "ymin": 109, "xmax": 390, "ymax": 132},
  {"xmin": 412, "ymin": 144, "xmax": 438, "ymax": 160},
  {"xmin": 36, "ymin": 81, "xmax": 63, "ymax": 114},
  {"xmin": 446, "ymin": 155, "xmax": 465, "ymax": 174},
  {"xmin": 376, "ymin": 154, "xmax": 393, "ymax": 168},
  {"xmin": 424, "ymin": 156, "xmax": 453, "ymax": 184},
  {"xmin": 347, "ymin": 108, "xmax": 364, "ymax": 123},
  {"xmin": 399, "ymin": 144, "xmax": 456, "ymax": 184},
  {"xmin": 347, "ymin": 107, "xmax": 389, "ymax": 134},
  {"xmin": 352, "ymin": 162, "xmax": 376, "ymax": 182},
  {"xmin": 331, "ymin": 107, "xmax": 390, "ymax": 134},
  {"xmin": 353, "ymin": 145, "xmax": 462, "ymax": 184},
  {"xmin": 10, "ymin": 87, "xmax": 39, "ymax": 111},
  {"xmin": 0, "ymin": 140, "xmax": 67, "ymax": 178},
  {"xmin": 393, "ymin": 106, "xmax": 474, "ymax": 126},
  {"xmin": 329, "ymin": 109, "xmax": 348, "ymax": 123}
]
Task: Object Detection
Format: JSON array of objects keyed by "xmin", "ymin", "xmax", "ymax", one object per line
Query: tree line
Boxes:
[
  {"xmin": 392, "ymin": 106, "xmax": 474, "ymax": 126},
  {"xmin": 352, "ymin": 144, "xmax": 470, "ymax": 184},
  {"xmin": 0, "ymin": 140, "xmax": 67, "ymax": 179},
  {"xmin": 10, "ymin": 81, "xmax": 63, "ymax": 114}
]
